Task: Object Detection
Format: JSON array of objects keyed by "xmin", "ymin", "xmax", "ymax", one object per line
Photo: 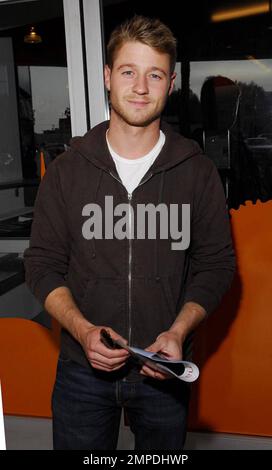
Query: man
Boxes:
[{"xmin": 24, "ymin": 15, "xmax": 235, "ymax": 450}]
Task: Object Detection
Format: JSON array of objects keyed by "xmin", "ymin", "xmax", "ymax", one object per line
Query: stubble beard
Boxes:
[{"xmin": 109, "ymin": 94, "xmax": 167, "ymax": 128}]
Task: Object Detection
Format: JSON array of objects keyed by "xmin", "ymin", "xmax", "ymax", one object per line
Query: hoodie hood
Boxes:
[{"xmin": 69, "ymin": 120, "xmax": 202, "ymax": 176}]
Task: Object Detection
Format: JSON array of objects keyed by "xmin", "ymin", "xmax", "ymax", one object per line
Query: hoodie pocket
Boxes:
[
  {"xmin": 80, "ymin": 277, "xmax": 127, "ymax": 339},
  {"xmin": 132, "ymin": 277, "xmax": 177, "ymax": 349}
]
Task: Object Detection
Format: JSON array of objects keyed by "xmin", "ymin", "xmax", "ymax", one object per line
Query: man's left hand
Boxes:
[{"xmin": 139, "ymin": 330, "xmax": 183, "ymax": 380}]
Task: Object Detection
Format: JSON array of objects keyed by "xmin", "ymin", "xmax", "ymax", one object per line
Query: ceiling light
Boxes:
[
  {"xmin": 24, "ymin": 26, "xmax": 42, "ymax": 44},
  {"xmin": 211, "ymin": 2, "xmax": 269, "ymax": 22}
]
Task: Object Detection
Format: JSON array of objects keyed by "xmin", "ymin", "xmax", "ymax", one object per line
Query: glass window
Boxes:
[
  {"xmin": 0, "ymin": 0, "xmax": 70, "ymax": 319},
  {"xmin": 102, "ymin": 0, "xmax": 272, "ymax": 209},
  {"xmin": 0, "ymin": 0, "xmax": 70, "ymax": 203}
]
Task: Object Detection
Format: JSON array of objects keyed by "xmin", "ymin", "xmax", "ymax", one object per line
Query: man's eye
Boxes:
[
  {"xmin": 150, "ymin": 73, "xmax": 162, "ymax": 80},
  {"xmin": 122, "ymin": 70, "xmax": 133, "ymax": 76}
]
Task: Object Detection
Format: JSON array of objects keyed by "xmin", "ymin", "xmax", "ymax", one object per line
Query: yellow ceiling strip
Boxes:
[{"xmin": 211, "ymin": 2, "xmax": 269, "ymax": 22}]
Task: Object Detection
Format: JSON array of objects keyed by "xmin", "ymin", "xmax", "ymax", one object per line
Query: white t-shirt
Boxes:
[{"xmin": 106, "ymin": 130, "xmax": 165, "ymax": 194}]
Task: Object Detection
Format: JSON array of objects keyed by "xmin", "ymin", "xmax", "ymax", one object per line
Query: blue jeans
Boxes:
[{"xmin": 52, "ymin": 354, "xmax": 190, "ymax": 450}]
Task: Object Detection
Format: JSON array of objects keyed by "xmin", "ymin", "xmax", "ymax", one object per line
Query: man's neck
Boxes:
[{"xmin": 107, "ymin": 113, "xmax": 161, "ymax": 159}]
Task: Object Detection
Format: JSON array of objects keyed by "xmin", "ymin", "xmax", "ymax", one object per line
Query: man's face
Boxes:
[{"xmin": 105, "ymin": 41, "xmax": 176, "ymax": 127}]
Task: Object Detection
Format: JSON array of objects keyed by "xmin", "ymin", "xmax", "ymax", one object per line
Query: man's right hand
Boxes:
[
  {"xmin": 79, "ymin": 325, "xmax": 130, "ymax": 372},
  {"xmin": 43, "ymin": 287, "xmax": 129, "ymax": 372}
]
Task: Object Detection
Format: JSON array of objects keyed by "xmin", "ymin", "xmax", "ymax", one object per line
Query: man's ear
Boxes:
[
  {"xmin": 104, "ymin": 65, "xmax": 111, "ymax": 91},
  {"xmin": 168, "ymin": 72, "xmax": 177, "ymax": 96}
]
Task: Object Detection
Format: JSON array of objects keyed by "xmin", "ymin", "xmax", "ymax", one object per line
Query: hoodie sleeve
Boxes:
[
  {"xmin": 24, "ymin": 159, "xmax": 70, "ymax": 306},
  {"xmin": 183, "ymin": 158, "xmax": 236, "ymax": 314}
]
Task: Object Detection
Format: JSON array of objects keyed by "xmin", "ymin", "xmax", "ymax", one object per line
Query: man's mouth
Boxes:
[{"xmin": 127, "ymin": 100, "xmax": 150, "ymax": 107}]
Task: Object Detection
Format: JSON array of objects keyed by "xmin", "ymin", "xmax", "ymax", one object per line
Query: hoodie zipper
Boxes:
[
  {"xmin": 127, "ymin": 192, "xmax": 132, "ymax": 345},
  {"xmin": 109, "ymin": 171, "xmax": 154, "ymax": 347},
  {"xmin": 126, "ymin": 174, "xmax": 153, "ymax": 345},
  {"xmin": 109, "ymin": 171, "xmax": 133, "ymax": 346}
]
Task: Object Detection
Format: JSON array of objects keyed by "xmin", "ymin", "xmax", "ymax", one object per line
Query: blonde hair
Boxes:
[{"xmin": 107, "ymin": 15, "xmax": 177, "ymax": 74}]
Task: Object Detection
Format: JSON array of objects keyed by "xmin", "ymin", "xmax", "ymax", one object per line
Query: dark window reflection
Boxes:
[
  {"xmin": 17, "ymin": 65, "xmax": 71, "ymax": 186},
  {"xmin": 0, "ymin": 0, "xmax": 68, "ymax": 323},
  {"xmin": 0, "ymin": 0, "xmax": 70, "ymax": 203},
  {"xmin": 163, "ymin": 59, "xmax": 272, "ymax": 209},
  {"xmin": 102, "ymin": 0, "xmax": 272, "ymax": 209}
]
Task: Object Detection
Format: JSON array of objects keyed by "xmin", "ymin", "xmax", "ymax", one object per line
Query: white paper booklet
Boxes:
[
  {"xmin": 127, "ymin": 346, "xmax": 199, "ymax": 383},
  {"xmin": 111, "ymin": 337, "xmax": 199, "ymax": 382},
  {"xmin": 100, "ymin": 329, "xmax": 199, "ymax": 382},
  {"xmin": 126, "ymin": 346, "xmax": 199, "ymax": 382}
]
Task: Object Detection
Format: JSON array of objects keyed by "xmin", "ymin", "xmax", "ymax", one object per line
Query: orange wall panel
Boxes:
[
  {"xmin": 189, "ymin": 200, "xmax": 272, "ymax": 436},
  {"xmin": 0, "ymin": 318, "xmax": 60, "ymax": 417}
]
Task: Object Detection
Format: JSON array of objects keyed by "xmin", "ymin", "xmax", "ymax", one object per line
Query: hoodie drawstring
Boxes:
[
  {"xmin": 155, "ymin": 171, "xmax": 165, "ymax": 282},
  {"xmin": 91, "ymin": 168, "xmax": 103, "ymax": 259}
]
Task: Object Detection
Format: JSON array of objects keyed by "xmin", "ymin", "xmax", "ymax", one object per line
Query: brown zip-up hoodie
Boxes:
[{"xmin": 24, "ymin": 120, "xmax": 235, "ymax": 376}]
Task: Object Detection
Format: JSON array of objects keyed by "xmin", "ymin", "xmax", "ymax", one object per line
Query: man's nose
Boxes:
[{"xmin": 132, "ymin": 74, "xmax": 149, "ymax": 94}]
